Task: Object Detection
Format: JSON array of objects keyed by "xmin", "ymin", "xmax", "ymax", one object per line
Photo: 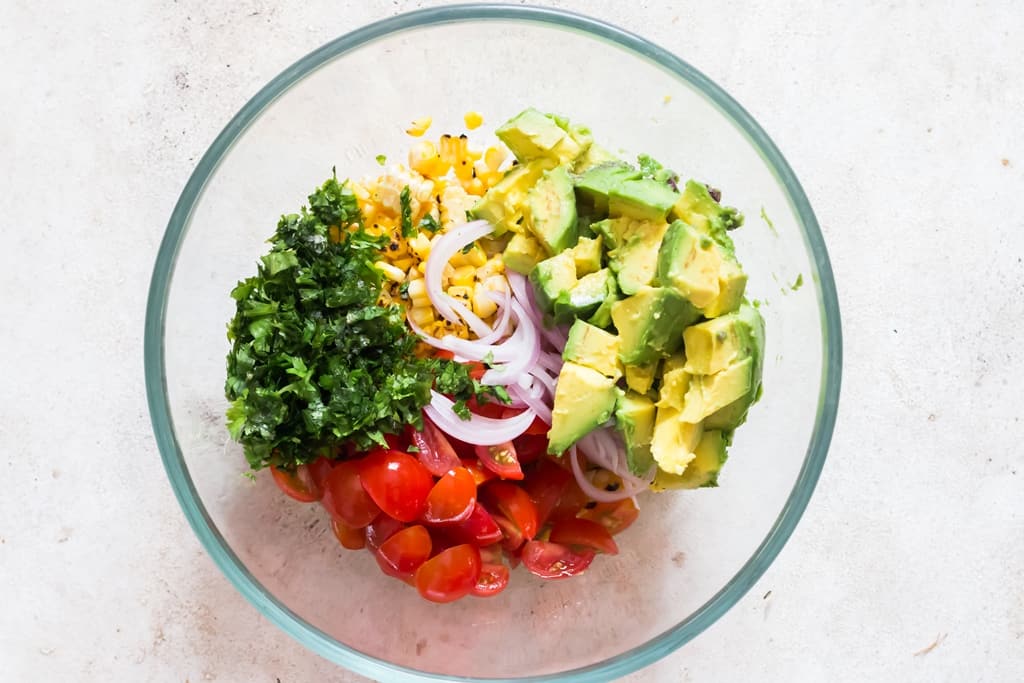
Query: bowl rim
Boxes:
[{"xmin": 145, "ymin": 4, "xmax": 842, "ymax": 681}]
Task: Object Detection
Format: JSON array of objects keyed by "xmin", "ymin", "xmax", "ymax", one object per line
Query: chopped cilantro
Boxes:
[
  {"xmin": 400, "ymin": 185, "xmax": 414, "ymax": 237},
  {"xmin": 418, "ymin": 214, "xmax": 440, "ymax": 234},
  {"xmin": 375, "ymin": 154, "xmax": 387, "ymax": 166}
]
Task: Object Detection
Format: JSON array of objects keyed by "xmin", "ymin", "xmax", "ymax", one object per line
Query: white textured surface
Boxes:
[{"xmin": 2, "ymin": 1, "xmax": 1022, "ymax": 681}]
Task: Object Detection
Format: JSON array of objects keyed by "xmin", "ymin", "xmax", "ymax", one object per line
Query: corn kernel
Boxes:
[
  {"xmin": 391, "ymin": 257, "xmax": 414, "ymax": 271},
  {"xmin": 463, "ymin": 111, "xmax": 484, "ymax": 129},
  {"xmin": 408, "ymin": 233, "xmax": 432, "ymax": 260},
  {"xmin": 442, "ymin": 263, "xmax": 456, "ymax": 287},
  {"xmin": 409, "ymin": 306, "xmax": 436, "ymax": 326},
  {"xmin": 467, "ymin": 245, "xmax": 488, "ymax": 268},
  {"xmin": 409, "ymin": 140, "xmax": 450, "ymax": 178},
  {"xmin": 407, "ymin": 278, "xmax": 428, "ymax": 299},
  {"xmin": 472, "ymin": 289, "xmax": 498, "ymax": 318},
  {"xmin": 451, "ymin": 265, "xmax": 475, "ymax": 287},
  {"xmin": 374, "ymin": 261, "xmax": 406, "ymax": 283},
  {"xmin": 482, "ymin": 274, "xmax": 509, "ymax": 293},
  {"xmin": 406, "ymin": 117, "xmax": 432, "ymax": 137},
  {"xmin": 449, "ymin": 250, "xmax": 468, "ymax": 268},
  {"xmin": 466, "ymin": 177, "xmax": 485, "ymax": 196},
  {"xmin": 447, "ymin": 285, "xmax": 473, "ymax": 302},
  {"xmin": 483, "ymin": 146, "xmax": 507, "ymax": 171}
]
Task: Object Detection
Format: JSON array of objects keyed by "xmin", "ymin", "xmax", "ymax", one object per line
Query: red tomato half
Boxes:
[
  {"xmin": 422, "ymin": 468, "xmax": 476, "ymax": 525},
  {"xmin": 511, "ymin": 433, "xmax": 547, "ymax": 465},
  {"xmin": 415, "ymin": 544, "xmax": 481, "ymax": 603},
  {"xmin": 522, "ymin": 458, "xmax": 572, "ymax": 528},
  {"xmin": 493, "ymin": 513, "xmax": 525, "ymax": 553},
  {"xmin": 376, "ymin": 525, "xmax": 432, "ymax": 578},
  {"xmin": 550, "ymin": 477, "xmax": 590, "ymax": 523},
  {"xmin": 449, "ymin": 502, "xmax": 503, "ymax": 546},
  {"xmin": 474, "ymin": 442, "xmax": 523, "ymax": 480},
  {"xmin": 520, "ymin": 540, "xmax": 596, "ymax": 579},
  {"xmin": 472, "ymin": 562, "xmax": 510, "ymax": 597},
  {"xmin": 331, "ymin": 519, "xmax": 366, "ymax": 550},
  {"xmin": 461, "ymin": 458, "xmax": 497, "ymax": 486},
  {"xmin": 270, "ymin": 464, "xmax": 321, "ymax": 503},
  {"xmin": 483, "ymin": 482, "xmax": 538, "ymax": 540},
  {"xmin": 321, "ymin": 460, "xmax": 381, "ymax": 528},
  {"xmin": 365, "ymin": 515, "xmax": 406, "ymax": 553},
  {"xmin": 549, "ymin": 517, "xmax": 619, "ymax": 555},
  {"xmin": 360, "ymin": 450, "xmax": 434, "ymax": 522},
  {"xmin": 577, "ymin": 497, "xmax": 640, "ymax": 536},
  {"xmin": 501, "ymin": 408, "xmax": 549, "ymax": 437},
  {"xmin": 308, "ymin": 456, "xmax": 335, "ymax": 492},
  {"xmin": 409, "ymin": 417, "xmax": 462, "ymax": 477}
]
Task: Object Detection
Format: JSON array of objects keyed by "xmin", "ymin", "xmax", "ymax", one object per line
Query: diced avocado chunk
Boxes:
[
  {"xmin": 680, "ymin": 356, "xmax": 755, "ymax": 423},
  {"xmin": 469, "ymin": 159, "xmax": 554, "ymax": 234},
  {"xmin": 554, "ymin": 268, "xmax": 615, "ymax": 323},
  {"xmin": 573, "ymin": 143, "xmax": 619, "ymax": 173},
  {"xmin": 563, "ymin": 319, "xmax": 622, "ymax": 379},
  {"xmin": 702, "ymin": 255, "xmax": 747, "ymax": 318},
  {"xmin": 682, "ymin": 307, "xmax": 762, "ymax": 375},
  {"xmin": 529, "ymin": 251, "xmax": 576, "ymax": 314},
  {"xmin": 611, "ymin": 286, "xmax": 701, "ymax": 364},
  {"xmin": 569, "ymin": 236, "xmax": 603, "ymax": 275},
  {"xmin": 651, "ymin": 430, "xmax": 728, "ymax": 490},
  {"xmin": 608, "ymin": 178, "xmax": 679, "ymax": 222},
  {"xmin": 496, "ymin": 108, "xmax": 584, "ymax": 164},
  {"xmin": 587, "ymin": 275, "xmax": 619, "ymax": 329},
  {"xmin": 615, "ymin": 391, "xmax": 656, "ymax": 476},
  {"xmin": 548, "ymin": 362, "xmax": 617, "ymax": 454},
  {"xmin": 624, "ymin": 358, "xmax": 659, "ymax": 394},
  {"xmin": 575, "ymin": 163, "xmax": 641, "ymax": 214},
  {"xmin": 650, "ymin": 405, "xmax": 703, "ymax": 476},
  {"xmin": 702, "ymin": 303, "xmax": 766, "ymax": 430},
  {"xmin": 656, "ymin": 361, "xmax": 693, "ymax": 412},
  {"xmin": 611, "ymin": 220, "xmax": 670, "ymax": 295},
  {"xmin": 671, "ymin": 179, "xmax": 743, "ymax": 251},
  {"xmin": 526, "ymin": 165, "xmax": 578, "ymax": 254},
  {"xmin": 503, "ymin": 232, "xmax": 546, "ymax": 275},
  {"xmin": 656, "ymin": 220, "xmax": 724, "ymax": 310}
]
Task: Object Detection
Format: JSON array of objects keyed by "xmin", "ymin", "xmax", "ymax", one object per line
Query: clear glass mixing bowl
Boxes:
[{"xmin": 145, "ymin": 6, "xmax": 841, "ymax": 681}]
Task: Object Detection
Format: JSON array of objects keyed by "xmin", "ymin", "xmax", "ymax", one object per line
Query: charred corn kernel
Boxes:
[
  {"xmin": 447, "ymin": 285, "xmax": 472, "ymax": 302},
  {"xmin": 482, "ymin": 274, "xmax": 509, "ymax": 293},
  {"xmin": 476, "ymin": 255, "xmax": 505, "ymax": 280},
  {"xmin": 472, "ymin": 289, "xmax": 498, "ymax": 318},
  {"xmin": 466, "ymin": 177, "xmax": 485, "ymax": 196},
  {"xmin": 409, "ymin": 306, "xmax": 436, "ymax": 326},
  {"xmin": 391, "ymin": 257, "xmax": 414, "ymax": 272},
  {"xmin": 373, "ymin": 261, "xmax": 406, "ymax": 283},
  {"xmin": 409, "ymin": 140, "xmax": 450, "ymax": 177},
  {"xmin": 451, "ymin": 265, "xmax": 475, "ymax": 287},
  {"xmin": 406, "ymin": 117, "xmax": 432, "ymax": 137},
  {"xmin": 417, "ymin": 260, "xmax": 429, "ymax": 275},
  {"xmin": 442, "ymin": 263, "xmax": 456, "ymax": 287},
  {"xmin": 449, "ymin": 250, "xmax": 468, "ymax": 267},
  {"xmin": 408, "ymin": 233, "xmax": 432, "ymax": 260},
  {"xmin": 467, "ymin": 245, "xmax": 488, "ymax": 267},
  {"xmin": 406, "ymin": 267, "xmax": 423, "ymax": 280},
  {"xmin": 407, "ymin": 278, "xmax": 428, "ymax": 300},
  {"xmin": 591, "ymin": 468, "xmax": 623, "ymax": 492},
  {"xmin": 483, "ymin": 146, "xmax": 507, "ymax": 171},
  {"xmin": 463, "ymin": 111, "xmax": 484, "ymax": 129}
]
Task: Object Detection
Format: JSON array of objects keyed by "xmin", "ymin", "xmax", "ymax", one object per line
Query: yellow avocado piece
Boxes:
[
  {"xmin": 650, "ymin": 405, "xmax": 703, "ymax": 475},
  {"xmin": 548, "ymin": 362, "xmax": 617, "ymax": 454},
  {"xmin": 680, "ymin": 357, "xmax": 754, "ymax": 423},
  {"xmin": 683, "ymin": 316, "xmax": 743, "ymax": 376}
]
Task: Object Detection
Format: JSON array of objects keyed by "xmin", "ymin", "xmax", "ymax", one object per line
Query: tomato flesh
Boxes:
[
  {"xmin": 449, "ymin": 502, "xmax": 503, "ymax": 546},
  {"xmin": 410, "ymin": 417, "xmax": 463, "ymax": 476},
  {"xmin": 522, "ymin": 458, "xmax": 572, "ymax": 528},
  {"xmin": 422, "ymin": 467, "xmax": 477, "ymax": 525},
  {"xmin": 359, "ymin": 449, "xmax": 434, "ymax": 522},
  {"xmin": 577, "ymin": 497, "xmax": 640, "ymax": 536},
  {"xmin": 493, "ymin": 513, "xmax": 525, "ymax": 553},
  {"xmin": 415, "ymin": 544, "xmax": 481, "ymax": 603},
  {"xmin": 365, "ymin": 514, "xmax": 406, "ymax": 553},
  {"xmin": 307, "ymin": 456, "xmax": 335, "ymax": 492},
  {"xmin": 484, "ymin": 482, "xmax": 538, "ymax": 540},
  {"xmin": 472, "ymin": 562, "xmax": 510, "ymax": 597},
  {"xmin": 461, "ymin": 458, "xmax": 496, "ymax": 486},
  {"xmin": 376, "ymin": 525, "xmax": 432, "ymax": 578},
  {"xmin": 321, "ymin": 460, "xmax": 381, "ymax": 528},
  {"xmin": 520, "ymin": 540, "xmax": 596, "ymax": 579},
  {"xmin": 474, "ymin": 442, "xmax": 524, "ymax": 480},
  {"xmin": 331, "ymin": 519, "xmax": 366, "ymax": 550},
  {"xmin": 549, "ymin": 517, "xmax": 619, "ymax": 555},
  {"xmin": 270, "ymin": 464, "xmax": 321, "ymax": 502}
]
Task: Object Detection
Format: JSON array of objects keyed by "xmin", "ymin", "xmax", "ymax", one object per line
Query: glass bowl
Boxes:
[{"xmin": 145, "ymin": 5, "xmax": 841, "ymax": 681}]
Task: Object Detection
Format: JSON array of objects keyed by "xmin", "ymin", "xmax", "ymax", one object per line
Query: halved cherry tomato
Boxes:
[
  {"xmin": 549, "ymin": 517, "xmax": 619, "ymax": 555},
  {"xmin": 448, "ymin": 502, "xmax": 503, "ymax": 546},
  {"xmin": 461, "ymin": 458, "xmax": 497, "ymax": 486},
  {"xmin": 365, "ymin": 515, "xmax": 406, "ymax": 553},
  {"xmin": 384, "ymin": 432, "xmax": 406, "ymax": 451},
  {"xmin": 483, "ymin": 482, "xmax": 538, "ymax": 540},
  {"xmin": 493, "ymin": 513, "xmax": 525, "ymax": 553},
  {"xmin": 474, "ymin": 442, "xmax": 523, "ymax": 480},
  {"xmin": 376, "ymin": 525, "xmax": 432, "ymax": 578},
  {"xmin": 270, "ymin": 464, "xmax": 321, "ymax": 502},
  {"xmin": 550, "ymin": 477, "xmax": 590, "ymax": 523},
  {"xmin": 522, "ymin": 458, "xmax": 572, "ymax": 528},
  {"xmin": 308, "ymin": 456, "xmax": 335, "ymax": 491},
  {"xmin": 422, "ymin": 467, "xmax": 476, "ymax": 525},
  {"xmin": 577, "ymin": 497, "xmax": 640, "ymax": 536},
  {"xmin": 331, "ymin": 519, "xmax": 366, "ymax": 550},
  {"xmin": 501, "ymin": 408, "xmax": 549, "ymax": 437},
  {"xmin": 472, "ymin": 562, "xmax": 510, "ymax": 597},
  {"xmin": 415, "ymin": 544, "xmax": 481, "ymax": 603},
  {"xmin": 520, "ymin": 540, "xmax": 596, "ymax": 579},
  {"xmin": 511, "ymin": 434, "xmax": 547, "ymax": 465},
  {"xmin": 467, "ymin": 397, "xmax": 507, "ymax": 419},
  {"xmin": 321, "ymin": 460, "xmax": 381, "ymax": 528},
  {"xmin": 409, "ymin": 417, "xmax": 462, "ymax": 477},
  {"xmin": 359, "ymin": 449, "xmax": 434, "ymax": 522}
]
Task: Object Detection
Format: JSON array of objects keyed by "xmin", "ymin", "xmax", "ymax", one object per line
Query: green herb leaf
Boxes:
[
  {"xmin": 400, "ymin": 185, "xmax": 414, "ymax": 237},
  {"xmin": 375, "ymin": 154, "xmax": 387, "ymax": 166}
]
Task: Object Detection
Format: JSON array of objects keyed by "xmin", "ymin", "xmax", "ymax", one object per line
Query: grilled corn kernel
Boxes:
[
  {"xmin": 409, "ymin": 140, "xmax": 450, "ymax": 178},
  {"xmin": 447, "ymin": 285, "xmax": 473, "ymax": 302},
  {"xmin": 482, "ymin": 274, "xmax": 509, "ymax": 293},
  {"xmin": 463, "ymin": 111, "xmax": 484, "ymax": 129},
  {"xmin": 442, "ymin": 263, "xmax": 456, "ymax": 287},
  {"xmin": 407, "ymin": 278, "xmax": 428, "ymax": 300},
  {"xmin": 483, "ymin": 146, "xmax": 507, "ymax": 171},
  {"xmin": 451, "ymin": 265, "xmax": 475, "ymax": 287},
  {"xmin": 408, "ymin": 306, "xmax": 436, "ymax": 326},
  {"xmin": 408, "ymin": 233, "xmax": 432, "ymax": 260},
  {"xmin": 472, "ymin": 289, "xmax": 498, "ymax": 318},
  {"xmin": 467, "ymin": 245, "xmax": 488, "ymax": 268},
  {"xmin": 373, "ymin": 261, "xmax": 406, "ymax": 283},
  {"xmin": 391, "ymin": 257, "xmax": 414, "ymax": 272},
  {"xmin": 466, "ymin": 177, "xmax": 485, "ymax": 196},
  {"xmin": 406, "ymin": 117, "xmax": 432, "ymax": 137}
]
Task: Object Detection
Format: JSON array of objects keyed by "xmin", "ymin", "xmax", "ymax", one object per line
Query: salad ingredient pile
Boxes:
[{"xmin": 224, "ymin": 108, "xmax": 764, "ymax": 602}]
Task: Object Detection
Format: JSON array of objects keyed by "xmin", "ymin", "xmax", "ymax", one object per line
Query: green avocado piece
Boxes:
[
  {"xmin": 650, "ymin": 405, "xmax": 703, "ymax": 476},
  {"xmin": 624, "ymin": 358, "xmax": 659, "ymax": 394},
  {"xmin": 548, "ymin": 362, "xmax": 617, "ymax": 454},
  {"xmin": 702, "ymin": 303, "xmax": 766, "ymax": 430},
  {"xmin": 656, "ymin": 220, "xmax": 723, "ymax": 310},
  {"xmin": 554, "ymin": 268, "xmax": 616, "ymax": 324},
  {"xmin": 569, "ymin": 236, "xmax": 603, "ymax": 276},
  {"xmin": 610, "ymin": 286, "xmax": 701, "ymax": 365},
  {"xmin": 682, "ymin": 305, "xmax": 763, "ymax": 375},
  {"xmin": 610, "ymin": 220, "xmax": 670, "ymax": 295},
  {"xmin": 680, "ymin": 356, "xmax": 755, "ymax": 423},
  {"xmin": 608, "ymin": 177, "xmax": 679, "ymax": 222},
  {"xmin": 656, "ymin": 359, "xmax": 693, "ymax": 412},
  {"xmin": 575, "ymin": 162, "xmax": 641, "ymax": 214},
  {"xmin": 469, "ymin": 159, "xmax": 554, "ymax": 234},
  {"xmin": 529, "ymin": 251, "xmax": 577, "ymax": 314},
  {"xmin": 651, "ymin": 429, "xmax": 729, "ymax": 490},
  {"xmin": 496, "ymin": 108, "xmax": 584, "ymax": 164},
  {"xmin": 703, "ymin": 255, "xmax": 748, "ymax": 318},
  {"xmin": 586, "ymin": 274, "xmax": 620, "ymax": 329},
  {"xmin": 562, "ymin": 319, "xmax": 622, "ymax": 379},
  {"xmin": 671, "ymin": 179, "xmax": 744, "ymax": 252},
  {"xmin": 503, "ymin": 232, "xmax": 546, "ymax": 275},
  {"xmin": 615, "ymin": 391, "xmax": 657, "ymax": 476},
  {"xmin": 526, "ymin": 165, "xmax": 578, "ymax": 254},
  {"xmin": 573, "ymin": 143, "xmax": 620, "ymax": 173}
]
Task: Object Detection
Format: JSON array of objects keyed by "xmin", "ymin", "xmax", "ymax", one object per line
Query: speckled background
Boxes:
[{"xmin": 2, "ymin": 1, "xmax": 1021, "ymax": 681}]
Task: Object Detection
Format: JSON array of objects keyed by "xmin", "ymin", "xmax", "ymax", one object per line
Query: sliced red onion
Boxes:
[
  {"xmin": 508, "ymin": 383, "xmax": 552, "ymax": 426},
  {"xmin": 530, "ymin": 366, "xmax": 557, "ymax": 398},
  {"xmin": 474, "ymin": 288, "xmax": 513, "ymax": 345},
  {"xmin": 424, "ymin": 220, "xmax": 495, "ymax": 335},
  {"xmin": 569, "ymin": 446, "xmax": 646, "ymax": 503},
  {"xmin": 425, "ymin": 391, "xmax": 535, "ymax": 445},
  {"xmin": 536, "ymin": 351, "xmax": 564, "ymax": 375},
  {"xmin": 481, "ymin": 301, "xmax": 540, "ymax": 385}
]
